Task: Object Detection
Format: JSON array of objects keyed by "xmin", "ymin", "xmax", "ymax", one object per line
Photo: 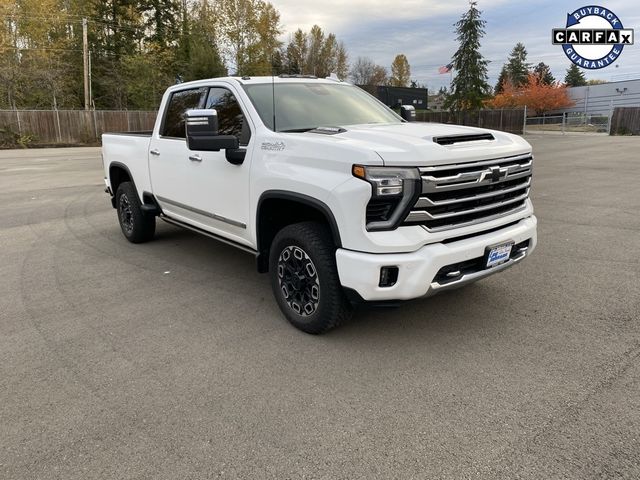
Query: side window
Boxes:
[
  {"xmin": 206, "ymin": 87, "xmax": 251, "ymax": 145},
  {"xmin": 161, "ymin": 87, "xmax": 208, "ymax": 138}
]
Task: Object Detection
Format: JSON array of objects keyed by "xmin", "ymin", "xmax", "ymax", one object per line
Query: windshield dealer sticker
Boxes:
[
  {"xmin": 261, "ymin": 141, "xmax": 286, "ymax": 151},
  {"xmin": 552, "ymin": 6, "xmax": 634, "ymax": 69}
]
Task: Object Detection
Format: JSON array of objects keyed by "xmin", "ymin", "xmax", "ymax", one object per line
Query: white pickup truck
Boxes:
[{"xmin": 102, "ymin": 75, "xmax": 537, "ymax": 333}]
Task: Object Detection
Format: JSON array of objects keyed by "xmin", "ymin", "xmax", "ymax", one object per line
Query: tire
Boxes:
[
  {"xmin": 269, "ymin": 222, "xmax": 352, "ymax": 334},
  {"xmin": 115, "ymin": 181, "xmax": 155, "ymax": 243}
]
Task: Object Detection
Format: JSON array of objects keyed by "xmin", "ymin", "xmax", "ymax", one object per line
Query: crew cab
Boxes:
[{"xmin": 102, "ymin": 75, "xmax": 537, "ymax": 333}]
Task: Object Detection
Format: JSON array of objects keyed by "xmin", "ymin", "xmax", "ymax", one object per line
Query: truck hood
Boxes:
[{"xmin": 332, "ymin": 123, "xmax": 531, "ymax": 166}]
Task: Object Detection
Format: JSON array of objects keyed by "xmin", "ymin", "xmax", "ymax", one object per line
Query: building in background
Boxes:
[
  {"xmin": 560, "ymin": 79, "xmax": 640, "ymax": 115},
  {"xmin": 427, "ymin": 93, "xmax": 447, "ymax": 111},
  {"xmin": 358, "ymin": 86, "xmax": 428, "ymax": 110}
]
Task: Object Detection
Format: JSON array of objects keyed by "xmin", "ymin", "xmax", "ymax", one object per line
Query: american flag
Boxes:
[{"xmin": 438, "ymin": 63, "xmax": 453, "ymax": 74}]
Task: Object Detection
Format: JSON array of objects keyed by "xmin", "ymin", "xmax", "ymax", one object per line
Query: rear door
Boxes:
[{"xmin": 149, "ymin": 84, "xmax": 254, "ymax": 247}]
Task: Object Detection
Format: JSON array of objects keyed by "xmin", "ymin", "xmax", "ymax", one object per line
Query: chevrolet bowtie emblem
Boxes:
[{"xmin": 480, "ymin": 166, "xmax": 508, "ymax": 183}]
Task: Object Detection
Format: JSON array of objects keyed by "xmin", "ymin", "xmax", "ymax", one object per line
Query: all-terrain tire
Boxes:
[
  {"xmin": 269, "ymin": 222, "xmax": 352, "ymax": 334},
  {"xmin": 115, "ymin": 181, "xmax": 156, "ymax": 243}
]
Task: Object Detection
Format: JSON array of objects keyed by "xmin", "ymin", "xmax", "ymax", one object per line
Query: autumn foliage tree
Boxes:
[
  {"xmin": 390, "ymin": 54, "xmax": 411, "ymax": 87},
  {"xmin": 0, "ymin": 0, "xmax": 348, "ymax": 109},
  {"xmin": 486, "ymin": 73, "xmax": 574, "ymax": 115}
]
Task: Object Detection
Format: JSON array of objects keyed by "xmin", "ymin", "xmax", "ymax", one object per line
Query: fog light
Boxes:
[{"xmin": 379, "ymin": 266, "xmax": 399, "ymax": 287}]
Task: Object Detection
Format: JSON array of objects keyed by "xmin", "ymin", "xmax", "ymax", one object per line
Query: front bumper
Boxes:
[{"xmin": 336, "ymin": 216, "xmax": 537, "ymax": 301}]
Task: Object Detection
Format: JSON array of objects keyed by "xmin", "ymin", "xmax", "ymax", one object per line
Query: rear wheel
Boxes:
[
  {"xmin": 115, "ymin": 181, "xmax": 155, "ymax": 243},
  {"xmin": 269, "ymin": 222, "xmax": 352, "ymax": 334}
]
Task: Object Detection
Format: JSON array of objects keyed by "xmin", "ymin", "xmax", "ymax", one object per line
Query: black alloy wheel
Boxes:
[
  {"xmin": 269, "ymin": 222, "xmax": 352, "ymax": 334},
  {"xmin": 115, "ymin": 181, "xmax": 156, "ymax": 243},
  {"xmin": 277, "ymin": 245, "xmax": 320, "ymax": 316}
]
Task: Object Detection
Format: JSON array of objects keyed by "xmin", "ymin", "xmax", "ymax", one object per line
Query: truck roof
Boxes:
[{"xmin": 172, "ymin": 75, "xmax": 348, "ymax": 89}]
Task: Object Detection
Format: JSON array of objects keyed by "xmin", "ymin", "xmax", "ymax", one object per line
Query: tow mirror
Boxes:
[{"xmin": 185, "ymin": 109, "xmax": 239, "ymax": 151}]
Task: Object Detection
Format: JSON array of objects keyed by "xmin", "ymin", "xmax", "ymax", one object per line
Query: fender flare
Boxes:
[
  {"xmin": 256, "ymin": 190, "xmax": 343, "ymax": 250},
  {"xmin": 108, "ymin": 162, "xmax": 138, "ymax": 208}
]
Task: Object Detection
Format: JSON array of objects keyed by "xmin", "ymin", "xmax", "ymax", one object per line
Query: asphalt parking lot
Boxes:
[{"xmin": 1, "ymin": 135, "xmax": 639, "ymax": 479}]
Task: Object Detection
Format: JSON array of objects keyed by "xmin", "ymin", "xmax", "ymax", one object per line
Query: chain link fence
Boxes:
[{"xmin": 524, "ymin": 112, "xmax": 611, "ymax": 135}]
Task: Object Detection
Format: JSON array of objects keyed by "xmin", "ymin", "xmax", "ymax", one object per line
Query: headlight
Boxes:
[{"xmin": 352, "ymin": 165, "xmax": 421, "ymax": 231}]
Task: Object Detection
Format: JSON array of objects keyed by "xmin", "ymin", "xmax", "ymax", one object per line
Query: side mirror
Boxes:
[
  {"xmin": 185, "ymin": 109, "xmax": 239, "ymax": 151},
  {"xmin": 400, "ymin": 105, "xmax": 416, "ymax": 122}
]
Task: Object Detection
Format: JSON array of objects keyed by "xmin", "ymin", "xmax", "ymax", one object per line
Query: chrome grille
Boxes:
[{"xmin": 403, "ymin": 153, "xmax": 533, "ymax": 231}]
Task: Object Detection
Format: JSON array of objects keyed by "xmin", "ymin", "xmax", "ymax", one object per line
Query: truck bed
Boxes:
[
  {"xmin": 102, "ymin": 132, "xmax": 154, "ymax": 198},
  {"xmin": 103, "ymin": 131, "xmax": 153, "ymax": 137}
]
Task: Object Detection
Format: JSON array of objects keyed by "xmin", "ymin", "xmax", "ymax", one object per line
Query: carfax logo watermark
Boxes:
[{"xmin": 552, "ymin": 5, "xmax": 634, "ymax": 69}]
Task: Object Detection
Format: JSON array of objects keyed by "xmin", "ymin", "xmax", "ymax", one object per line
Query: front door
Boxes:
[{"xmin": 149, "ymin": 84, "xmax": 254, "ymax": 246}]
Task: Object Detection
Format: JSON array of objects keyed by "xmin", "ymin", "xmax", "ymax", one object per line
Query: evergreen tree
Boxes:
[
  {"xmin": 179, "ymin": 0, "xmax": 226, "ymax": 82},
  {"xmin": 317, "ymin": 32, "xmax": 338, "ymax": 77},
  {"xmin": 89, "ymin": 0, "xmax": 144, "ymax": 109},
  {"xmin": 335, "ymin": 42, "xmax": 349, "ymax": 80},
  {"xmin": 285, "ymin": 29, "xmax": 308, "ymax": 74},
  {"xmin": 270, "ymin": 49, "xmax": 285, "ymax": 75},
  {"xmin": 495, "ymin": 65, "xmax": 508, "ymax": 94},
  {"xmin": 564, "ymin": 63, "xmax": 587, "ymax": 87},
  {"xmin": 445, "ymin": 1, "xmax": 490, "ymax": 111},
  {"xmin": 305, "ymin": 25, "xmax": 324, "ymax": 76},
  {"xmin": 533, "ymin": 62, "xmax": 555, "ymax": 85},
  {"xmin": 141, "ymin": 0, "xmax": 182, "ymax": 48},
  {"xmin": 505, "ymin": 42, "xmax": 530, "ymax": 88}
]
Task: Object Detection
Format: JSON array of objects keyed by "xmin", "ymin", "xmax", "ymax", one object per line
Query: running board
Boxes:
[{"xmin": 160, "ymin": 215, "xmax": 258, "ymax": 256}]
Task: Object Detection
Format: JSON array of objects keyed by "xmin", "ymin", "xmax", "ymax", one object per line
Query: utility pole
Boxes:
[
  {"xmin": 89, "ymin": 51, "xmax": 93, "ymax": 109},
  {"xmin": 83, "ymin": 18, "xmax": 89, "ymax": 111}
]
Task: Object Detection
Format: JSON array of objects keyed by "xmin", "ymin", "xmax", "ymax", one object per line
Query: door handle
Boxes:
[
  {"xmin": 150, "ymin": 149, "xmax": 160, "ymax": 156},
  {"xmin": 188, "ymin": 154, "xmax": 202, "ymax": 162}
]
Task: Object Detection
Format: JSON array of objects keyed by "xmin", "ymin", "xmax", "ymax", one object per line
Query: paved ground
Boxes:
[{"xmin": 1, "ymin": 136, "xmax": 639, "ymax": 479}]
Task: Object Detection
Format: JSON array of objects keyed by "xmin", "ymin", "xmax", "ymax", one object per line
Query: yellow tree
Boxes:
[
  {"xmin": 0, "ymin": 0, "xmax": 20, "ymax": 108},
  {"xmin": 390, "ymin": 54, "xmax": 410, "ymax": 87},
  {"xmin": 0, "ymin": 0, "xmax": 84, "ymax": 108},
  {"xmin": 217, "ymin": 0, "xmax": 281, "ymax": 76}
]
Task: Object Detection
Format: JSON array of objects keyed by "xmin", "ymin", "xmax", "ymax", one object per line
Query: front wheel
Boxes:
[{"xmin": 269, "ymin": 222, "xmax": 352, "ymax": 334}]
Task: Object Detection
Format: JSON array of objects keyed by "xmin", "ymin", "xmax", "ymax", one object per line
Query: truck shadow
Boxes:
[
  {"xmin": 343, "ymin": 284, "xmax": 506, "ymax": 338},
  {"xmin": 152, "ymin": 222, "xmax": 513, "ymax": 342}
]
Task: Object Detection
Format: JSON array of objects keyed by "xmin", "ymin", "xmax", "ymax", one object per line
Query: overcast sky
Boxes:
[{"xmin": 271, "ymin": 0, "xmax": 640, "ymax": 90}]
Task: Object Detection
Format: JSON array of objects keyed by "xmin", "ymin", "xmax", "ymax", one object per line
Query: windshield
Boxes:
[{"xmin": 242, "ymin": 82, "xmax": 402, "ymax": 132}]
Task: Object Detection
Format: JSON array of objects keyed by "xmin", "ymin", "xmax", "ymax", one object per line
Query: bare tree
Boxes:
[{"xmin": 350, "ymin": 56, "xmax": 387, "ymax": 85}]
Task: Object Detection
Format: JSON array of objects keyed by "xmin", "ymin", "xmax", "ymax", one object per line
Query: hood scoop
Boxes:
[
  {"xmin": 309, "ymin": 126, "xmax": 347, "ymax": 135},
  {"xmin": 432, "ymin": 133, "xmax": 495, "ymax": 145}
]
